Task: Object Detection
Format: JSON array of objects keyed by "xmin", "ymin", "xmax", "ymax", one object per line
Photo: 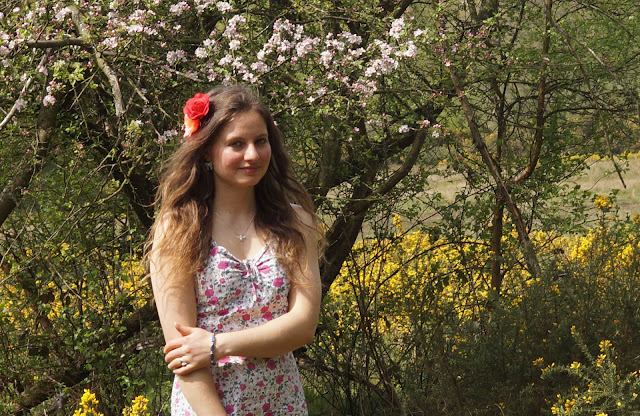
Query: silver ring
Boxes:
[{"xmin": 180, "ymin": 357, "xmax": 188, "ymax": 367}]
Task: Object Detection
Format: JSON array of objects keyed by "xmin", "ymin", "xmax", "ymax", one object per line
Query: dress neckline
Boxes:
[{"xmin": 210, "ymin": 237, "xmax": 269, "ymax": 263}]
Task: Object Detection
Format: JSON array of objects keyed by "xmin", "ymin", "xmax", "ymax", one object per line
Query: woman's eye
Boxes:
[{"xmin": 256, "ymin": 138, "xmax": 268, "ymax": 145}]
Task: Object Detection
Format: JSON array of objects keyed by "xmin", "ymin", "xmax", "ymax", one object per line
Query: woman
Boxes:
[{"xmin": 146, "ymin": 85, "xmax": 321, "ymax": 416}]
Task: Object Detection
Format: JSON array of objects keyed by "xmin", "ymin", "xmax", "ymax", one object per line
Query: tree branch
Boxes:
[
  {"xmin": 69, "ymin": 5, "xmax": 125, "ymax": 118},
  {"xmin": 319, "ymin": 131, "xmax": 426, "ymax": 293},
  {"xmin": 25, "ymin": 38, "xmax": 88, "ymax": 48},
  {"xmin": 0, "ymin": 55, "xmax": 47, "ymax": 131},
  {"xmin": 448, "ymin": 68, "xmax": 541, "ymax": 280},
  {"xmin": 510, "ymin": 0, "xmax": 551, "ymax": 185}
]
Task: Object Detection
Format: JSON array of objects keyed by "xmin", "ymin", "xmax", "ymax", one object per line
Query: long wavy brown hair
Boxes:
[{"xmin": 144, "ymin": 85, "xmax": 318, "ymax": 286}]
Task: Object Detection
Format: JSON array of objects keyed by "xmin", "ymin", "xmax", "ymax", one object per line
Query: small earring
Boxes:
[{"xmin": 204, "ymin": 161, "xmax": 213, "ymax": 171}]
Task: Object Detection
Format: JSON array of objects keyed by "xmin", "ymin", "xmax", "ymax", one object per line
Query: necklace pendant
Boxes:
[{"xmin": 237, "ymin": 234, "xmax": 246, "ymax": 242}]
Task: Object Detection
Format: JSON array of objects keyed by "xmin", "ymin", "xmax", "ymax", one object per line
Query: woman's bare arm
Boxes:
[{"xmin": 151, "ymin": 221, "xmax": 227, "ymax": 416}]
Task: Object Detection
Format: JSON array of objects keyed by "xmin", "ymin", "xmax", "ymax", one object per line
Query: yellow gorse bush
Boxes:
[
  {"xmin": 72, "ymin": 389, "xmax": 150, "ymax": 416},
  {"xmin": 122, "ymin": 395, "xmax": 150, "ymax": 416},
  {"xmin": 73, "ymin": 389, "xmax": 104, "ymax": 416}
]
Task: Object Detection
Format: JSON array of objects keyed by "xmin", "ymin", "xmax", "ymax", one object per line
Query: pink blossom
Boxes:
[
  {"xmin": 223, "ymin": 15, "xmax": 246, "ymax": 39},
  {"xmin": 126, "ymin": 24, "xmax": 145, "ymax": 34},
  {"xmin": 250, "ymin": 61, "xmax": 269, "ymax": 74},
  {"xmin": 349, "ymin": 47, "xmax": 366, "ymax": 58},
  {"xmin": 53, "ymin": 6, "xmax": 71, "ymax": 22},
  {"xmin": 100, "ymin": 37, "xmax": 119, "ymax": 49},
  {"xmin": 195, "ymin": 47, "xmax": 208, "ymax": 58},
  {"xmin": 326, "ymin": 39, "xmax": 346, "ymax": 52},
  {"xmin": 295, "ymin": 37, "xmax": 318, "ymax": 58},
  {"xmin": 42, "ymin": 94, "xmax": 56, "ymax": 106},
  {"xmin": 420, "ymin": 119, "xmax": 431, "ymax": 128}
]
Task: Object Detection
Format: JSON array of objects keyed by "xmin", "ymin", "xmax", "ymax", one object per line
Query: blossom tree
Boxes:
[{"xmin": 0, "ymin": 0, "xmax": 443, "ymax": 412}]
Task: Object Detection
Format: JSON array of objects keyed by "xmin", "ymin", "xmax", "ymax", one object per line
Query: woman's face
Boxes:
[{"xmin": 208, "ymin": 110, "xmax": 271, "ymax": 189}]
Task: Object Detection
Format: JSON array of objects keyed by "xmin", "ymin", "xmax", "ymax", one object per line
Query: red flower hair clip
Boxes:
[{"xmin": 183, "ymin": 92, "xmax": 211, "ymax": 138}]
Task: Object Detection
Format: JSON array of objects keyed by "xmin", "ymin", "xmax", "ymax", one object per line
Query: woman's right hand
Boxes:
[{"xmin": 164, "ymin": 322, "xmax": 215, "ymax": 375}]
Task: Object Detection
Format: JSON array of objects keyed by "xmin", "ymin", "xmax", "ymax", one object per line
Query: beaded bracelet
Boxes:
[{"xmin": 210, "ymin": 333, "xmax": 216, "ymax": 366}]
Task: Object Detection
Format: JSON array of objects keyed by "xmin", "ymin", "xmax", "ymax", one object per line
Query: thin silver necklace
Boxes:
[{"xmin": 213, "ymin": 211, "xmax": 256, "ymax": 242}]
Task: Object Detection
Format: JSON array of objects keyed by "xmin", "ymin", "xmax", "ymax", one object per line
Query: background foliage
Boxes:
[{"xmin": 0, "ymin": 0, "xmax": 638, "ymax": 415}]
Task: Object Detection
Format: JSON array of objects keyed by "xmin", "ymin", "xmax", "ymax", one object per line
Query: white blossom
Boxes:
[
  {"xmin": 195, "ymin": 47, "xmax": 208, "ymax": 58},
  {"xmin": 320, "ymin": 50, "xmax": 333, "ymax": 68},
  {"xmin": 229, "ymin": 39, "xmax": 241, "ymax": 50},
  {"xmin": 100, "ymin": 37, "xmax": 119, "ymax": 49},
  {"xmin": 398, "ymin": 124, "xmax": 409, "ymax": 133},
  {"xmin": 169, "ymin": 2, "xmax": 190, "ymax": 15},
  {"xmin": 15, "ymin": 98, "xmax": 27, "ymax": 111},
  {"xmin": 158, "ymin": 129, "xmax": 178, "ymax": 144},
  {"xmin": 364, "ymin": 57, "xmax": 398, "ymax": 77},
  {"xmin": 218, "ymin": 54, "xmax": 233, "ymax": 66},
  {"xmin": 340, "ymin": 32, "xmax": 362, "ymax": 45},
  {"xmin": 215, "ymin": 1, "xmax": 232, "ymax": 13},
  {"xmin": 389, "ymin": 17, "xmax": 405, "ymax": 39},
  {"xmin": 166, "ymin": 49, "xmax": 187, "ymax": 65}
]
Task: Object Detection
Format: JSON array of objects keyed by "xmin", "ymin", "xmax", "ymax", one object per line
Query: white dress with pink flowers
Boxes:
[{"xmin": 170, "ymin": 240, "xmax": 308, "ymax": 416}]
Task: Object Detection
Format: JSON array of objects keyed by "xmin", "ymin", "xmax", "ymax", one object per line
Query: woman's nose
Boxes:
[{"xmin": 244, "ymin": 143, "xmax": 258, "ymax": 160}]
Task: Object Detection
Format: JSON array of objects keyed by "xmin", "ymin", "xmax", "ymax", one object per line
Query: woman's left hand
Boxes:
[{"xmin": 164, "ymin": 322, "xmax": 214, "ymax": 375}]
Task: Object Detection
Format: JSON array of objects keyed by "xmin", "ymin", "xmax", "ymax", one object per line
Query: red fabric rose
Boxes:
[
  {"xmin": 183, "ymin": 92, "xmax": 210, "ymax": 120},
  {"xmin": 182, "ymin": 92, "xmax": 210, "ymax": 137}
]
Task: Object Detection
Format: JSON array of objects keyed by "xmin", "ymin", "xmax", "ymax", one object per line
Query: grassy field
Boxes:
[
  {"xmin": 570, "ymin": 156, "xmax": 640, "ymax": 218},
  {"xmin": 426, "ymin": 155, "xmax": 640, "ymax": 219}
]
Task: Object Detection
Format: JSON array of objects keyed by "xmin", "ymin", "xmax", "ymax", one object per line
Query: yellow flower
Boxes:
[
  {"xmin": 594, "ymin": 195, "xmax": 613, "ymax": 211},
  {"xmin": 123, "ymin": 395, "xmax": 150, "ymax": 416},
  {"xmin": 73, "ymin": 389, "xmax": 104, "ymax": 416},
  {"xmin": 599, "ymin": 340, "xmax": 612, "ymax": 352}
]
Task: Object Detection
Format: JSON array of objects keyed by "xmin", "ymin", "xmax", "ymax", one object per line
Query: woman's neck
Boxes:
[{"xmin": 212, "ymin": 186, "xmax": 257, "ymax": 217}]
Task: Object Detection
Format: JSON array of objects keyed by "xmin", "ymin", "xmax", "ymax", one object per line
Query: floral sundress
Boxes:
[{"xmin": 170, "ymin": 239, "xmax": 308, "ymax": 416}]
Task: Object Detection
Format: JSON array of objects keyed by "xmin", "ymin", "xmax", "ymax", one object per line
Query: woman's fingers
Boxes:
[{"xmin": 170, "ymin": 355, "xmax": 194, "ymax": 374}]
